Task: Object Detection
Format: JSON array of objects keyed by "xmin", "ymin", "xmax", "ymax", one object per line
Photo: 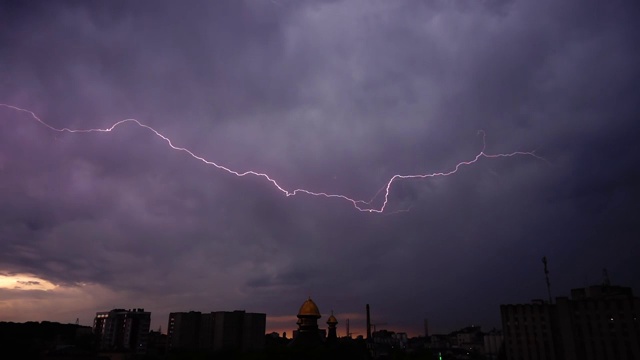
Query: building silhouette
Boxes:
[
  {"xmin": 425, "ymin": 325, "xmax": 488, "ymax": 358},
  {"xmin": 289, "ymin": 297, "xmax": 325, "ymax": 348},
  {"xmin": 167, "ymin": 310, "xmax": 265, "ymax": 352},
  {"xmin": 167, "ymin": 311, "xmax": 202, "ymax": 351},
  {"xmin": 0, "ymin": 321, "xmax": 93, "ymax": 357},
  {"xmin": 326, "ymin": 310, "xmax": 338, "ymax": 347},
  {"xmin": 93, "ymin": 308, "xmax": 150, "ymax": 353},
  {"xmin": 501, "ymin": 284, "xmax": 640, "ymax": 360},
  {"xmin": 263, "ymin": 299, "xmax": 373, "ymax": 359},
  {"xmin": 147, "ymin": 329, "xmax": 168, "ymax": 357},
  {"xmin": 200, "ymin": 312, "xmax": 215, "ymax": 350},
  {"xmin": 214, "ymin": 310, "xmax": 266, "ymax": 351},
  {"xmin": 501, "ymin": 300, "xmax": 558, "ymax": 359},
  {"xmin": 484, "ymin": 328, "xmax": 504, "ymax": 360}
]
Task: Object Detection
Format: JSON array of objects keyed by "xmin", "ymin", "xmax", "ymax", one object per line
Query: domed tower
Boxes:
[
  {"xmin": 326, "ymin": 311, "xmax": 338, "ymax": 346},
  {"xmin": 289, "ymin": 297, "xmax": 324, "ymax": 348}
]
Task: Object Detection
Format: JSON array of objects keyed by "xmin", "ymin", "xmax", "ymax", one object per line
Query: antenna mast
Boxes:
[
  {"xmin": 542, "ymin": 257, "xmax": 552, "ymax": 304},
  {"xmin": 602, "ymin": 268, "xmax": 611, "ymax": 286},
  {"xmin": 366, "ymin": 304, "xmax": 372, "ymax": 341}
]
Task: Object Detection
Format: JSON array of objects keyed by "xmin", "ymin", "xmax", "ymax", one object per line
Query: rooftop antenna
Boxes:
[
  {"xmin": 370, "ymin": 322, "xmax": 387, "ymax": 333},
  {"xmin": 424, "ymin": 318, "xmax": 429, "ymax": 337},
  {"xmin": 602, "ymin": 268, "xmax": 611, "ymax": 286},
  {"xmin": 542, "ymin": 256, "xmax": 552, "ymax": 304}
]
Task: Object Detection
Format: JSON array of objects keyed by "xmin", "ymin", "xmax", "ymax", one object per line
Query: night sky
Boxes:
[{"xmin": 1, "ymin": 0, "xmax": 639, "ymax": 336}]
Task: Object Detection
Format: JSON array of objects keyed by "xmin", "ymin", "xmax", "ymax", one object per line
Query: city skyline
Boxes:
[
  {"xmin": 2, "ymin": 283, "xmax": 638, "ymax": 358},
  {"xmin": 1, "ymin": 0, "xmax": 639, "ymax": 340},
  {"xmin": 2, "ymin": 279, "xmax": 637, "ymax": 340}
]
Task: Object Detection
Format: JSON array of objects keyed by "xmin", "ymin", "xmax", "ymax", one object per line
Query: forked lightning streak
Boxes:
[{"xmin": 0, "ymin": 103, "xmax": 546, "ymax": 213}]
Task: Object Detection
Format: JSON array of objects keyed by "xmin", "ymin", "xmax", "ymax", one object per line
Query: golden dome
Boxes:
[{"xmin": 298, "ymin": 297, "xmax": 321, "ymax": 318}]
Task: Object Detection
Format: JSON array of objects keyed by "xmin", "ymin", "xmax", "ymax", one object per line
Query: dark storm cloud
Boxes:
[{"xmin": 1, "ymin": 0, "xmax": 639, "ymax": 334}]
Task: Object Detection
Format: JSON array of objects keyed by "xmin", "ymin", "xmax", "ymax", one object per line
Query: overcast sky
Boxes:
[{"xmin": 1, "ymin": 0, "xmax": 639, "ymax": 336}]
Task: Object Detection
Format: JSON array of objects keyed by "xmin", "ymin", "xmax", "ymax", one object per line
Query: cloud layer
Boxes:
[{"xmin": 1, "ymin": 0, "xmax": 639, "ymax": 335}]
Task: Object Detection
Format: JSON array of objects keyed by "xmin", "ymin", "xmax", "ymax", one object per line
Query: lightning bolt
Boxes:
[{"xmin": 1, "ymin": 103, "xmax": 546, "ymax": 213}]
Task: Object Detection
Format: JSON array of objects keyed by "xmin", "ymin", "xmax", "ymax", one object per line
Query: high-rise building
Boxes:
[
  {"xmin": 555, "ymin": 285, "xmax": 640, "ymax": 360},
  {"xmin": 501, "ymin": 300, "xmax": 559, "ymax": 360},
  {"xmin": 241, "ymin": 311, "xmax": 267, "ymax": 351},
  {"xmin": 93, "ymin": 308, "xmax": 151, "ymax": 353},
  {"xmin": 213, "ymin": 310, "xmax": 244, "ymax": 351},
  {"xmin": 167, "ymin": 311, "xmax": 202, "ymax": 351},
  {"xmin": 166, "ymin": 310, "xmax": 265, "ymax": 352},
  {"xmin": 199, "ymin": 312, "xmax": 215, "ymax": 350},
  {"xmin": 501, "ymin": 284, "xmax": 640, "ymax": 360}
]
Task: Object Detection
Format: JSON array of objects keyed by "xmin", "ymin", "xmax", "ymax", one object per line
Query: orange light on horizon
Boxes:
[
  {"xmin": 266, "ymin": 312, "xmax": 369, "ymax": 338},
  {"xmin": 0, "ymin": 273, "xmax": 57, "ymax": 291}
]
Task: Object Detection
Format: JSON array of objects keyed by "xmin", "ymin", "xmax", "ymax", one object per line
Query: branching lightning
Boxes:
[{"xmin": 1, "ymin": 103, "xmax": 546, "ymax": 213}]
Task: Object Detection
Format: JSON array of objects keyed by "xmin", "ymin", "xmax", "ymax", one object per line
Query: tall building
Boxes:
[
  {"xmin": 555, "ymin": 285, "xmax": 640, "ymax": 360},
  {"xmin": 93, "ymin": 308, "xmax": 151, "ymax": 353},
  {"xmin": 167, "ymin": 311, "xmax": 202, "ymax": 351},
  {"xmin": 241, "ymin": 311, "xmax": 267, "ymax": 351},
  {"xmin": 199, "ymin": 312, "xmax": 216, "ymax": 350},
  {"xmin": 501, "ymin": 284, "xmax": 640, "ymax": 360},
  {"xmin": 501, "ymin": 300, "xmax": 559, "ymax": 360},
  {"xmin": 166, "ymin": 310, "xmax": 265, "ymax": 352}
]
